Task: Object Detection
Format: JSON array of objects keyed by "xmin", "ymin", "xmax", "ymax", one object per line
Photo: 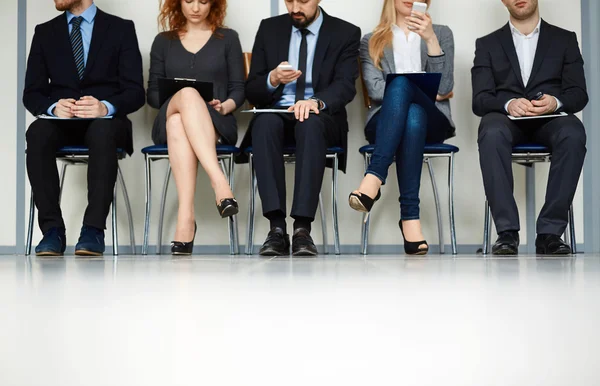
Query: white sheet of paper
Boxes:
[
  {"xmin": 508, "ymin": 112, "xmax": 567, "ymax": 120},
  {"xmin": 241, "ymin": 109, "xmax": 296, "ymax": 114},
  {"xmin": 37, "ymin": 114, "xmax": 114, "ymax": 120}
]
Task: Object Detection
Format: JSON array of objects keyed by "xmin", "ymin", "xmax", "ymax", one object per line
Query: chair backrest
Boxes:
[
  {"xmin": 243, "ymin": 52, "xmax": 252, "ymax": 80},
  {"xmin": 357, "ymin": 57, "xmax": 372, "ymax": 110}
]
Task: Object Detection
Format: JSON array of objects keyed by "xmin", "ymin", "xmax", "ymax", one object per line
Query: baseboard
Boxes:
[{"xmin": 0, "ymin": 244, "xmax": 587, "ymax": 256}]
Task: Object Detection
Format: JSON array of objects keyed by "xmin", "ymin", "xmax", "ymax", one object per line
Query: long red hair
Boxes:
[{"xmin": 158, "ymin": 0, "xmax": 227, "ymax": 37}]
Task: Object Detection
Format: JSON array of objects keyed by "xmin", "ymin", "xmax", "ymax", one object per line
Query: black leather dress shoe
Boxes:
[
  {"xmin": 259, "ymin": 227, "xmax": 290, "ymax": 256},
  {"xmin": 536, "ymin": 234, "xmax": 571, "ymax": 255},
  {"xmin": 292, "ymin": 228, "xmax": 318, "ymax": 257},
  {"xmin": 35, "ymin": 227, "xmax": 66, "ymax": 257},
  {"xmin": 492, "ymin": 231, "xmax": 520, "ymax": 255}
]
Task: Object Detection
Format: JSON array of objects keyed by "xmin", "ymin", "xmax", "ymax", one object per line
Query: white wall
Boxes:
[
  {"xmin": 0, "ymin": 0, "xmax": 18, "ymax": 248},
  {"xmin": 21, "ymin": 0, "xmax": 584, "ymax": 251}
]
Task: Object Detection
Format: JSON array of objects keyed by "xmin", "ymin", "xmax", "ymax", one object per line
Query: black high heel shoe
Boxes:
[
  {"xmin": 171, "ymin": 222, "xmax": 197, "ymax": 256},
  {"xmin": 217, "ymin": 198, "xmax": 239, "ymax": 218},
  {"xmin": 399, "ymin": 221, "xmax": 429, "ymax": 256},
  {"xmin": 348, "ymin": 189, "xmax": 381, "ymax": 213}
]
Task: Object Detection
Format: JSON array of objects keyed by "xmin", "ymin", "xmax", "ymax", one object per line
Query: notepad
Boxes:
[
  {"xmin": 508, "ymin": 112, "xmax": 568, "ymax": 120},
  {"xmin": 386, "ymin": 73, "xmax": 442, "ymax": 102},
  {"xmin": 158, "ymin": 78, "xmax": 213, "ymax": 106},
  {"xmin": 37, "ymin": 114, "xmax": 113, "ymax": 120},
  {"xmin": 242, "ymin": 108, "xmax": 297, "ymax": 114}
]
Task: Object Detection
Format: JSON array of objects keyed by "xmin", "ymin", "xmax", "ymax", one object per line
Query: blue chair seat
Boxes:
[
  {"xmin": 244, "ymin": 146, "xmax": 345, "ymax": 154},
  {"xmin": 359, "ymin": 143, "xmax": 459, "ymax": 155},
  {"xmin": 512, "ymin": 144, "xmax": 550, "ymax": 153},
  {"xmin": 141, "ymin": 144, "xmax": 241, "ymax": 156},
  {"xmin": 54, "ymin": 146, "xmax": 127, "ymax": 159}
]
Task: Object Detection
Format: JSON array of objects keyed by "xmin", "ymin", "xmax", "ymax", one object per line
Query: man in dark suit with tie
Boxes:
[
  {"xmin": 23, "ymin": 0, "xmax": 144, "ymax": 256},
  {"xmin": 242, "ymin": 0, "xmax": 360, "ymax": 256},
  {"xmin": 472, "ymin": 0, "xmax": 588, "ymax": 255}
]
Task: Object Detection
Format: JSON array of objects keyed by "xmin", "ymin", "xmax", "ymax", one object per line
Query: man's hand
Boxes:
[
  {"xmin": 72, "ymin": 96, "xmax": 109, "ymax": 118},
  {"xmin": 53, "ymin": 99, "xmax": 76, "ymax": 118},
  {"xmin": 507, "ymin": 98, "xmax": 535, "ymax": 117},
  {"xmin": 528, "ymin": 95, "xmax": 558, "ymax": 116},
  {"xmin": 270, "ymin": 61, "xmax": 302, "ymax": 88},
  {"xmin": 287, "ymin": 99, "xmax": 319, "ymax": 122}
]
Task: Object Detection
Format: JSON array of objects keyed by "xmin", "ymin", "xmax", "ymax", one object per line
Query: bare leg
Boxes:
[
  {"xmin": 353, "ymin": 174, "xmax": 382, "ymax": 200},
  {"xmin": 167, "ymin": 88, "xmax": 234, "ymax": 205},
  {"xmin": 166, "ymin": 113, "xmax": 198, "ymax": 242}
]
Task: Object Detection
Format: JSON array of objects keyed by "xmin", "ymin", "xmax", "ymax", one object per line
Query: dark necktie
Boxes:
[
  {"xmin": 295, "ymin": 29, "xmax": 310, "ymax": 102},
  {"xmin": 70, "ymin": 16, "xmax": 85, "ymax": 80}
]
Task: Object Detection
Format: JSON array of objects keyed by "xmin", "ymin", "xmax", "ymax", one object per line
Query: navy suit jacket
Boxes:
[{"xmin": 23, "ymin": 8, "xmax": 145, "ymax": 154}]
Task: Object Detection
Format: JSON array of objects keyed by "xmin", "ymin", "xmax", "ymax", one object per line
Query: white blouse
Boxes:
[{"xmin": 392, "ymin": 24, "xmax": 422, "ymax": 72}]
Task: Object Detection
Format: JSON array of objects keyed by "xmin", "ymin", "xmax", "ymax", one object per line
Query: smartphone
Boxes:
[
  {"xmin": 412, "ymin": 1, "xmax": 428, "ymax": 14},
  {"xmin": 278, "ymin": 64, "xmax": 295, "ymax": 71},
  {"xmin": 531, "ymin": 92, "xmax": 544, "ymax": 101}
]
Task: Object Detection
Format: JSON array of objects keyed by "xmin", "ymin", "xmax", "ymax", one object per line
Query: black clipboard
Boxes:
[
  {"xmin": 385, "ymin": 73, "xmax": 442, "ymax": 102},
  {"xmin": 158, "ymin": 78, "xmax": 214, "ymax": 106}
]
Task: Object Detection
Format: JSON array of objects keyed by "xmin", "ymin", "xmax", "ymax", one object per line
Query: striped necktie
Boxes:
[{"xmin": 70, "ymin": 16, "xmax": 85, "ymax": 80}]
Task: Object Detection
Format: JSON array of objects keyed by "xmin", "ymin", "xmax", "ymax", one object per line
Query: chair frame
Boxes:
[
  {"xmin": 245, "ymin": 151, "xmax": 341, "ymax": 255},
  {"xmin": 142, "ymin": 151, "xmax": 240, "ymax": 255},
  {"xmin": 26, "ymin": 153, "xmax": 135, "ymax": 256},
  {"xmin": 360, "ymin": 150, "xmax": 457, "ymax": 255},
  {"xmin": 482, "ymin": 150, "xmax": 577, "ymax": 255}
]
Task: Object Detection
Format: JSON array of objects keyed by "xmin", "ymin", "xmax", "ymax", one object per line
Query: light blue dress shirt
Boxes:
[
  {"xmin": 267, "ymin": 9, "xmax": 324, "ymax": 107},
  {"xmin": 48, "ymin": 2, "xmax": 116, "ymax": 117}
]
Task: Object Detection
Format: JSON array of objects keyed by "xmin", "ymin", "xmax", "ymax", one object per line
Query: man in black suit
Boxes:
[
  {"xmin": 23, "ymin": 0, "xmax": 144, "ymax": 256},
  {"xmin": 472, "ymin": 0, "xmax": 588, "ymax": 255},
  {"xmin": 243, "ymin": 0, "xmax": 360, "ymax": 256}
]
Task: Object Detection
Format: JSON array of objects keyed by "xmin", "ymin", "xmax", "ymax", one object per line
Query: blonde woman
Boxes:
[{"xmin": 349, "ymin": 0, "xmax": 455, "ymax": 255}]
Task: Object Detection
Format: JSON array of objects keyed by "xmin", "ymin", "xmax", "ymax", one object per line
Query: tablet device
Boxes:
[
  {"xmin": 158, "ymin": 78, "xmax": 214, "ymax": 106},
  {"xmin": 385, "ymin": 73, "xmax": 442, "ymax": 102}
]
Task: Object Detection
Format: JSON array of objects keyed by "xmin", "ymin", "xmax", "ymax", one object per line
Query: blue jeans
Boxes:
[{"xmin": 365, "ymin": 76, "xmax": 451, "ymax": 220}]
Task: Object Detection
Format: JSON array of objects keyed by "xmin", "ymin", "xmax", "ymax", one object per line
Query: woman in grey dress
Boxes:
[
  {"xmin": 148, "ymin": 0, "xmax": 245, "ymax": 255},
  {"xmin": 348, "ymin": 0, "xmax": 455, "ymax": 255}
]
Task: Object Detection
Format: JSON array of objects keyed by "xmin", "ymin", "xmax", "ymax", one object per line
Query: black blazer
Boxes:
[
  {"xmin": 471, "ymin": 20, "xmax": 588, "ymax": 117},
  {"xmin": 240, "ymin": 9, "xmax": 361, "ymax": 171},
  {"xmin": 23, "ymin": 9, "xmax": 145, "ymax": 154}
]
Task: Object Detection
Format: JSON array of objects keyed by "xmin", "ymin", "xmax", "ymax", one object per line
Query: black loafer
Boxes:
[
  {"xmin": 292, "ymin": 228, "xmax": 318, "ymax": 257},
  {"xmin": 35, "ymin": 227, "xmax": 66, "ymax": 257},
  {"xmin": 492, "ymin": 231, "xmax": 519, "ymax": 256},
  {"xmin": 259, "ymin": 227, "xmax": 290, "ymax": 256},
  {"xmin": 536, "ymin": 234, "xmax": 571, "ymax": 255},
  {"xmin": 75, "ymin": 225, "xmax": 105, "ymax": 257}
]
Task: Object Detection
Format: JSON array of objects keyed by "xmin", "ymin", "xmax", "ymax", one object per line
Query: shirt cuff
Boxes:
[
  {"xmin": 553, "ymin": 97, "xmax": 563, "ymax": 112},
  {"xmin": 101, "ymin": 101, "xmax": 116, "ymax": 116},
  {"xmin": 504, "ymin": 98, "xmax": 516, "ymax": 113},
  {"xmin": 47, "ymin": 102, "xmax": 58, "ymax": 116},
  {"xmin": 266, "ymin": 71, "xmax": 278, "ymax": 92}
]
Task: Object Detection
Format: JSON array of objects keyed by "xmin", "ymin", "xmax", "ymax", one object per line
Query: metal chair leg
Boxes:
[
  {"xmin": 117, "ymin": 165, "xmax": 136, "ymax": 254},
  {"xmin": 448, "ymin": 153, "xmax": 457, "ymax": 255},
  {"xmin": 483, "ymin": 200, "xmax": 491, "ymax": 255},
  {"xmin": 143, "ymin": 156, "xmax": 152, "ymax": 255},
  {"xmin": 112, "ymin": 182, "xmax": 118, "ymax": 256},
  {"xmin": 220, "ymin": 158, "xmax": 237, "ymax": 256},
  {"xmin": 228, "ymin": 154, "xmax": 240, "ymax": 255},
  {"xmin": 426, "ymin": 158, "xmax": 444, "ymax": 254},
  {"xmin": 246, "ymin": 154, "xmax": 256, "ymax": 255},
  {"xmin": 58, "ymin": 163, "xmax": 68, "ymax": 204},
  {"xmin": 157, "ymin": 164, "xmax": 172, "ymax": 255},
  {"xmin": 26, "ymin": 191, "xmax": 35, "ymax": 256},
  {"xmin": 318, "ymin": 192, "xmax": 328, "ymax": 254},
  {"xmin": 332, "ymin": 154, "xmax": 340, "ymax": 255},
  {"xmin": 569, "ymin": 204, "xmax": 577, "ymax": 254},
  {"xmin": 361, "ymin": 153, "xmax": 371, "ymax": 256}
]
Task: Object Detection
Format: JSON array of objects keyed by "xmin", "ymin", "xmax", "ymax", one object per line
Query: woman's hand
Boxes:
[
  {"xmin": 406, "ymin": 11, "xmax": 441, "ymax": 55},
  {"xmin": 209, "ymin": 99, "xmax": 236, "ymax": 116}
]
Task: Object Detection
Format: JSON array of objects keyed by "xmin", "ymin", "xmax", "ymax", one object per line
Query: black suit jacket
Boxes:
[
  {"xmin": 472, "ymin": 20, "xmax": 588, "ymax": 117},
  {"xmin": 239, "ymin": 9, "xmax": 361, "ymax": 171},
  {"xmin": 23, "ymin": 9, "xmax": 145, "ymax": 154}
]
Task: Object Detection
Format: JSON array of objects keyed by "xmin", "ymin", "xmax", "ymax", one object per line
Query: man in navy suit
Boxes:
[{"xmin": 23, "ymin": 0, "xmax": 144, "ymax": 256}]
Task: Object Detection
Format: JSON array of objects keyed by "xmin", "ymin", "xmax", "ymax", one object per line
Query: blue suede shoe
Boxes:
[
  {"xmin": 35, "ymin": 227, "xmax": 66, "ymax": 256},
  {"xmin": 74, "ymin": 225, "xmax": 105, "ymax": 256}
]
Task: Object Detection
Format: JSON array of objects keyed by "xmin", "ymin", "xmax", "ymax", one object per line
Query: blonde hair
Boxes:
[{"xmin": 369, "ymin": 0, "xmax": 430, "ymax": 69}]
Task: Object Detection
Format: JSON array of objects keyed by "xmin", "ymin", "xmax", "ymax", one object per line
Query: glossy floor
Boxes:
[{"xmin": 2, "ymin": 254, "xmax": 600, "ymax": 386}]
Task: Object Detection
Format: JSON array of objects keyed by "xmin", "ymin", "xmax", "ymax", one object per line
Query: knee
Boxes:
[
  {"xmin": 554, "ymin": 119, "xmax": 587, "ymax": 152},
  {"xmin": 478, "ymin": 113, "xmax": 512, "ymax": 146},
  {"xmin": 175, "ymin": 87, "xmax": 205, "ymax": 111},
  {"xmin": 251, "ymin": 115, "xmax": 283, "ymax": 140},
  {"xmin": 26, "ymin": 120, "xmax": 58, "ymax": 150},
  {"xmin": 405, "ymin": 104, "xmax": 427, "ymax": 134},
  {"xmin": 86, "ymin": 121, "xmax": 118, "ymax": 149},
  {"xmin": 385, "ymin": 76, "xmax": 413, "ymax": 100},
  {"xmin": 295, "ymin": 118, "xmax": 327, "ymax": 143}
]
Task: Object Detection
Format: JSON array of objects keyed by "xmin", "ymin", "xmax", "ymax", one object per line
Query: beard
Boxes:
[
  {"xmin": 507, "ymin": 0, "xmax": 538, "ymax": 20},
  {"xmin": 54, "ymin": 0, "xmax": 82, "ymax": 12},
  {"xmin": 290, "ymin": 10, "xmax": 318, "ymax": 29}
]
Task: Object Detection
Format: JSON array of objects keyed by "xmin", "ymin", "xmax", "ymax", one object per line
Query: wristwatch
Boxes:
[{"xmin": 309, "ymin": 97, "xmax": 325, "ymax": 111}]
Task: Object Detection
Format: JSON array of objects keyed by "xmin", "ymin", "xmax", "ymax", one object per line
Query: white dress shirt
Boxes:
[
  {"xmin": 392, "ymin": 24, "xmax": 422, "ymax": 73},
  {"xmin": 505, "ymin": 18, "xmax": 562, "ymax": 112}
]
